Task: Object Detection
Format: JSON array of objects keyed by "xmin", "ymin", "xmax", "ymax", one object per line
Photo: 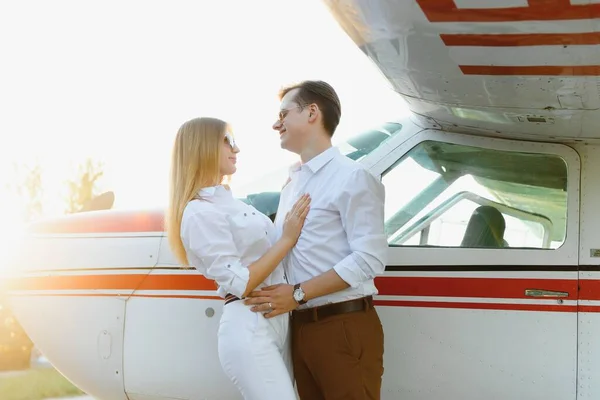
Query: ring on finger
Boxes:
[{"xmin": 268, "ymin": 302, "xmax": 273, "ymax": 309}]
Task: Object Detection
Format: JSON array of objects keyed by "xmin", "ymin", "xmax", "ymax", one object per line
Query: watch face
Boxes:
[{"xmin": 293, "ymin": 289, "xmax": 303, "ymax": 301}]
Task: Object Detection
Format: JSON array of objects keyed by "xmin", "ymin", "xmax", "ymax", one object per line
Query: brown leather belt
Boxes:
[
  {"xmin": 292, "ymin": 296, "xmax": 373, "ymax": 324},
  {"xmin": 224, "ymin": 293, "xmax": 240, "ymax": 305}
]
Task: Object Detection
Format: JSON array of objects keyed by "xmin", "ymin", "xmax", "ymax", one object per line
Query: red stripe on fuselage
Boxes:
[
  {"xmin": 8, "ymin": 293, "xmax": 222, "ymax": 301},
  {"xmin": 579, "ymin": 279, "xmax": 600, "ymax": 301},
  {"xmin": 14, "ymin": 274, "xmax": 600, "ymax": 302},
  {"xmin": 376, "ymin": 276, "xmax": 577, "ymax": 300},
  {"xmin": 374, "ymin": 299, "xmax": 576, "ymax": 313},
  {"xmin": 7, "ymin": 274, "xmax": 589, "ymax": 312},
  {"xmin": 6, "ymin": 273, "xmax": 216, "ymax": 291},
  {"xmin": 28, "ymin": 209, "xmax": 166, "ymax": 234}
]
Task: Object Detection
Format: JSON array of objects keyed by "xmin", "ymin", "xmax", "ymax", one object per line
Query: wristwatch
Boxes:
[{"xmin": 293, "ymin": 283, "xmax": 307, "ymax": 305}]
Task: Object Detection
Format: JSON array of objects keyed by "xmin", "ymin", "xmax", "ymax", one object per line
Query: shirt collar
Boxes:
[
  {"xmin": 198, "ymin": 184, "xmax": 230, "ymax": 198},
  {"xmin": 302, "ymin": 146, "xmax": 339, "ymax": 174}
]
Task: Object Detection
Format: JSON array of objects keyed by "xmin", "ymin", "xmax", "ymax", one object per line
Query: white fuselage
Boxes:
[{"xmin": 8, "ymin": 118, "xmax": 600, "ymax": 399}]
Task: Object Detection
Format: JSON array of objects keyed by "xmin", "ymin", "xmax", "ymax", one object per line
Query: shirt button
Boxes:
[
  {"xmin": 252, "ymin": 212, "xmax": 255, "ymax": 215},
  {"xmin": 227, "ymin": 264, "xmax": 231, "ymax": 268},
  {"xmin": 244, "ymin": 213, "xmax": 247, "ymax": 216}
]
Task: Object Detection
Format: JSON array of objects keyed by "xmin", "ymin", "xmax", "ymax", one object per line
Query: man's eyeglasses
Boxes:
[
  {"xmin": 278, "ymin": 104, "xmax": 308, "ymax": 122},
  {"xmin": 224, "ymin": 132, "xmax": 236, "ymax": 150}
]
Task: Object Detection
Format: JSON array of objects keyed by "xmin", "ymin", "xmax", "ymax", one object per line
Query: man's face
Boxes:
[{"xmin": 272, "ymin": 88, "xmax": 309, "ymax": 154}]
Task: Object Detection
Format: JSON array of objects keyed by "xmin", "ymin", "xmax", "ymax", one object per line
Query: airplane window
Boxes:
[{"xmin": 382, "ymin": 141, "xmax": 567, "ymax": 250}]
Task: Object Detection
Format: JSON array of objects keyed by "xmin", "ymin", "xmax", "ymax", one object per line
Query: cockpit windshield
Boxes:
[{"xmin": 338, "ymin": 122, "xmax": 402, "ymax": 161}]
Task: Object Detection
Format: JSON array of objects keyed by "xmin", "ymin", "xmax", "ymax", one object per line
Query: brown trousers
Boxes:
[{"xmin": 291, "ymin": 299, "xmax": 385, "ymax": 400}]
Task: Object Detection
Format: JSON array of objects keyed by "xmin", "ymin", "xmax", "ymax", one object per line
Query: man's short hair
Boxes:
[{"xmin": 279, "ymin": 80, "xmax": 341, "ymax": 137}]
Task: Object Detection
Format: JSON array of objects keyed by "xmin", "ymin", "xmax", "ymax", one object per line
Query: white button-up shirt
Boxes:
[
  {"xmin": 274, "ymin": 146, "xmax": 388, "ymax": 309},
  {"xmin": 180, "ymin": 185, "xmax": 286, "ymax": 299}
]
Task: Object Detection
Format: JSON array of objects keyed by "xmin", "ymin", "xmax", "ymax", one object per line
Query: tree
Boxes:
[
  {"xmin": 65, "ymin": 158, "xmax": 105, "ymax": 214},
  {"xmin": 5, "ymin": 161, "xmax": 44, "ymax": 223}
]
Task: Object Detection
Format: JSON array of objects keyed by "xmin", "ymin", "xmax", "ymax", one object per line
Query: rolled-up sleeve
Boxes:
[
  {"xmin": 183, "ymin": 211, "xmax": 249, "ymax": 298},
  {"xmin": 333, "ymin": 168, "xmax": 388, "ymax": 288}
]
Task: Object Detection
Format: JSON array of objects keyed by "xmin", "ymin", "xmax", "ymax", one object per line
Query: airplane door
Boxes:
[{"xmin": 370, "ymin": 130, "xmax": 580, "ymax": 400}]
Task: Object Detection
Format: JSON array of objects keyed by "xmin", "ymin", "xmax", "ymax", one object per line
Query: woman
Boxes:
[{"xmin": 166, "ymin": 117, "xmax": 309, "ymax": 400}]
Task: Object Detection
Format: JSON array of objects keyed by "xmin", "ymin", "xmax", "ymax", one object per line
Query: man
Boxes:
[{"xmin": 245, "ymin": 80, "xmax": 387, "ymax": 399}]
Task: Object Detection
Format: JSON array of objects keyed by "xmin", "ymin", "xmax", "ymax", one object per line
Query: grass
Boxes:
[{"xmin": 0, "ymin": 367, "xmax": 85, "ymax": 400}]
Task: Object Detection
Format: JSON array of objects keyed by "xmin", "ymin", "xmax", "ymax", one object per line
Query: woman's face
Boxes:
[{"xmin": 219, "ymin": 131, "xmax": 239, "ymax": 177}]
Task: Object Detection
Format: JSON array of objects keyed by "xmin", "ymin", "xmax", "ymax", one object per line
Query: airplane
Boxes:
[{"xmin": 5, "ymin": 0, "xmax": 600, "ymax": 398}]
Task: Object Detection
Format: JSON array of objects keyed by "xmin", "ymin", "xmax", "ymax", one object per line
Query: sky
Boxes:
[{"xmin": 0, "ymin": 0, "xmax": 409, "ymax": 260}]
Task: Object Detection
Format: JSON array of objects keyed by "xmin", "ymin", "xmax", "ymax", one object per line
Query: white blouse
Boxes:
[{"xmin": 180, "ymin": 185, "xmax": 286, "ymax": 299}]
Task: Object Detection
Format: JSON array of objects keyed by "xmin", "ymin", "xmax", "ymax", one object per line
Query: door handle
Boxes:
[{"xmin": 525, "ymin": 289, "xmax": 569, "ymax": 298}]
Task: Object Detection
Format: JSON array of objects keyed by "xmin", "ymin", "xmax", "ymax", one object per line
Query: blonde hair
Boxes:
[{"xmin": 166, "ymin": 117, "xmax": 230, "ymax": 266}]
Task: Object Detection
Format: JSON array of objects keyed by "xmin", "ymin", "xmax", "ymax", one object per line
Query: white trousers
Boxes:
[{"xmin": 218, "ymin": 300, "xmax": 297, "ymax": 400}]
